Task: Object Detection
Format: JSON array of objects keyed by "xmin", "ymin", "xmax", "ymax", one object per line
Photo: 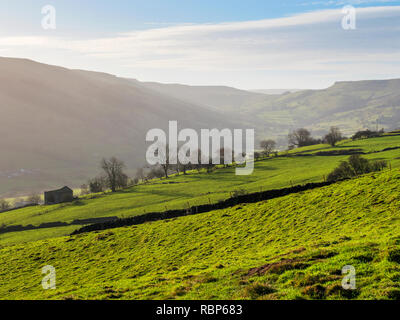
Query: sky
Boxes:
[{"xmin": 1, "ymin": 0, "xmax": 400, "ymax": 89}]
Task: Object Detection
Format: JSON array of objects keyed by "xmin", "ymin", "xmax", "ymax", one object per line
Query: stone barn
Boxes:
[{"xmin": 44, "ymin": 186, "xmax": 74, "ymax": 205}]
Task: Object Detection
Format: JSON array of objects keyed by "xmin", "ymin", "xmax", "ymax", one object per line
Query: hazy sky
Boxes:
[{"xmin": 1, "ymin": 0, "xmax": 400, "ymax": 89}]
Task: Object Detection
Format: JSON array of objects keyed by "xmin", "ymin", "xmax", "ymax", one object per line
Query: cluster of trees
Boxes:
[
  {"xmin": 352, "ymin": 129, "xmax": 384, "ymax": 140},
  {"xmin": 258, "ymin": 127, "xmax": 345, "ymax": 158},
  {"xmin": 84, "ymin": 157, "xmax": 130, "ymax": 194},
  {"xmin": 83, "ymin": 148, "xmax": 235, "ymax": 195},
  {"xmin": 327, "ymin": 154, "xmax": 387, "ymax": 182},
  {"xmin": 135, "ymin": 145, "xmax": 245, "ymax": 183},
  {"xmin": 286, "ymin": 126, "xmax": 386, "ymax": 150},
  {"xmin": 135, "ymin": 149, "xmax": 222, "ymax": 183},
  {"xmin": 287, "ymin": 126, "xmax": 344, "ymax": 149},
  {"xmin": 288, "ymin": 128, "xmax": 321, "ymax": 149}
]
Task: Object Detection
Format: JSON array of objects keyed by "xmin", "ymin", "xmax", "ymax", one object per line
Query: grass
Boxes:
[
  {"xmin": 286, "ymin": 134, "xmax": 400, "ymax": 155},
  {"xmin": 1, "ymin": 134, "xmax": 400, "ymax": 246},
  {"xmin": 1, "ymin": 169, "xmax": 400, "ymax": 299}
]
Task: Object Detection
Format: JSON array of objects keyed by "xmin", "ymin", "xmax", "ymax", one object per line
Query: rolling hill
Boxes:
[
  {"xmin": 2, "ymin": 56, "xmax": 400, "ymax": 198},
  {"xmin": 1, "ymin": 133, "xmax": 399, "ymax": 247},
  {"xmin": 142, "ymin": 79, "xmax": 400, "ymax": 143},
  {"xmin": 1, "ymin": 168, "xmax": 400, "ymax": 300},
  {"xmin": 0, "ymin": 57, "xmax": 239, "ymax": 197}
]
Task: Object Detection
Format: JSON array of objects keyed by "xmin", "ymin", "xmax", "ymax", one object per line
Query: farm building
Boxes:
[{"xmin": 44, "ymin": 186, "xmax": 74, "ymax": 205}]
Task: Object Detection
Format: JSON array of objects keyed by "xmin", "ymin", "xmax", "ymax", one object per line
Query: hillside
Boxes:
[
  {"xmin": 1, "ymin": 133, "xmax": 399, "ymax": 247},
  {"xmin": 0, "ymin": 57, "xmax": 238, "ymax": 197},
  {"xmin": 142, "ymin": 79, "xmax": 400, "ymax": 142},
  {"xmin": 2, "ymin": 57, "xmax": 400, "ymax": 197},
  {"xmin": 142, "ymin": 81, "xmax": 266, "ymax": 113},
  {"xmin": 1, "ymin": 169, "xmax": 400, "ymax": 300},
  {"xmin": 251, "ymin": 79, "xmax": 400, "ymax": 137}
]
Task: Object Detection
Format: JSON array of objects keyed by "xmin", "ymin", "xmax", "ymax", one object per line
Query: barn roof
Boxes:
[{"xmin": 45, "ymin": 186, "xmax": 73, "ymax": 193}]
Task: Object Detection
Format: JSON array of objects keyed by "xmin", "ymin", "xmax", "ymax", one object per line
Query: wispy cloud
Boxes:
[
  {"xmin": 1, "ymin": 6, "xmax": 400, "ymax": 88},
  {"xmin": 301, "ymin": 0, "xmax": 399, "ymax": 6}
]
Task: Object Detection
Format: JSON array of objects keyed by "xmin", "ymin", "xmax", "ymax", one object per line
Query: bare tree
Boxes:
[
  {"xmin": 116, "ymin": 171, "xmax": 129, "ymax": 189},
  {"xmin": 195, "ymin": 149, "xmax": 204, "ymax": 173},
  {"xmin": 219, "ymin": 147, "xmax": 233, "ymax": 167},
  {"xmin": 205, "ymin": 156, "xmax": 215, "ymax": 173},
  {"xmin": 177, "ymin": 145, "xmax": 193, "ymax": 175},
  {"xmin": 288, "ymin": 128, "xmax": 318, "ymax": 148},
  {"xmin": 80, "ymin": 184, "xmax": 89, "ymax": 196},
  {"xmin": 179, "ymin": 160, "xmax": 190, "ymax": 175},
  {"xmin": 157, "ymin": 144, "xmax": 172, "ymax": 179},
  {"xmin": 101, "ymin": 157, "xmax": 127, "ymax": 192},
  {"xmin": 27, "ymin": 194, "xmax": 41, "ymax": 205},
  {"xmin": 0, "ymin": 199, "xmax": 10, "ymax": 211},
  {"xmin": 194, "ymin": 149, "xmax": 215, "ymax": 173},
  {"xmin": 260, "ymin": 139, "xmax": 276, "ymax": 157},
  {"xmin": 324, "ymin": 126, "xmax": 343, "ymax": 147}
]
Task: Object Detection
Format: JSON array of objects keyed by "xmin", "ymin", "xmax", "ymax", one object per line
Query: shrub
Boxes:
[
  {"xmin": 327, "ymin": 161, "xmax": 354, "ymax": 182},
  {"xmin": 369, "ymin": 160, "xmax": 388, "ymax": 172},
  {"xmin": 327, "ymin": 155, "xmax": 387, "ymax": 182},
  {"xmin": 89, "ymin": 176, "xmax": 106, "ymax": 193},
  {"xmin": 348, "ymin": 154, "xmax": 371, "ymax": 175}
]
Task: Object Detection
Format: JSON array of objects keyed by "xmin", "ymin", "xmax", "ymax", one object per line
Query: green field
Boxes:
[
  {"xmin": 0, "ymin": 134, "xmax": 400, "ymax": 300},
  {"xmin": 1, "ymin": 134, "xmax": 400, "ymax": 247},
  {"xmin": 1, "ymin": 169, "xmax": 400, "ymax": 299}
]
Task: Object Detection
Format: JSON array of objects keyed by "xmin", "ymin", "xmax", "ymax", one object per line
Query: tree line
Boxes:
[
  {"xmin": 258, "ymin": 126, "xmax": 386, "ymax": 158},
  {"xmin": 1, "ymin": 126, "xmax": 388, "ymax": 206},
  {"xmin": 0, "ymin": 194, "xmax": 41, "ymax": 212},
  {"xmin": 82, "ymin": 147, "xmax": 242, "ymax": 195}
]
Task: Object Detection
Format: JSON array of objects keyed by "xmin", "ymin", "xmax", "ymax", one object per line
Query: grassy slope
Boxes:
[
  {"xmin": 1, "ymin": 169, "xmax": 400, "ymax": 300},
  {"xmin": 286, "ymin": 134, "xmax": 400, "ymax": 154},
  {"xmin": 1, "ymin": 134, "xmax": 400, "ymax": 246}
]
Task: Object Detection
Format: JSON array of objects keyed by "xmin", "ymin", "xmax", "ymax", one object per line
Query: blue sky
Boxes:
[
  {"xmin": 1, "ymin": 1, "xmax": 400, "ymax": 88},
  {"xmin": 2, "ymin": 0, "xmax": 400, "ymax": 34}
]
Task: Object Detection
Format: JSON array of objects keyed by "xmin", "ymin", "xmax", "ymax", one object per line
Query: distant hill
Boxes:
[
  {"xmin": 2, "ymin": 57, "xmax": 400, "ymax": 196},
  {"xmin": 250, "ymin": 89, "xmax": 304, "ymax": 95},
  {"xmin": 142, "ymin": 81, "xmax": 266, "ymax": 112},
  {"xmin": 0, "ymin": 58, "xmax": 238, "ymax": 196},
  {"xmin": 143, "ymin": 79, "xmax": 400, "ymax": 142},
  {"xmin": 249, "ymin": 79, "xmax": 400, "ymax": 137}
]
